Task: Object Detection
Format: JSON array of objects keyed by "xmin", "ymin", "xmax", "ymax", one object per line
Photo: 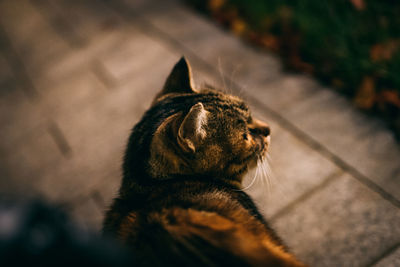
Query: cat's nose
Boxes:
[
  {"xmin": 249, "ymin": 118, "xmax": 270, "ymax": 137},
  {"xmin": 260, "ymin": 125, "xmax": 271, "ymax": 137}
]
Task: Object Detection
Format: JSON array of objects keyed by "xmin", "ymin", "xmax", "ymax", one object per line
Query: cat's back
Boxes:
[{"xmin": 104, "ymin": 180, "xmax": 304, "ymax": 267}]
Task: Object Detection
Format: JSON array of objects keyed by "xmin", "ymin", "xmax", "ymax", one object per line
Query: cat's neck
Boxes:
[{"xmin": 119, "ymin": 171, "xmax": 242, "ymax": 199}]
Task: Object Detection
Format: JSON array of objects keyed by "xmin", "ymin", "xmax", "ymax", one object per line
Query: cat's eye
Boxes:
[{"xmin": 243, "ymin": 133, "xmax": 248, "ymax": 140}]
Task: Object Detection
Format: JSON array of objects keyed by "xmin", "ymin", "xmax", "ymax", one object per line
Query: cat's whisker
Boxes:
[
  {"xmin": 237, "ymin": 83, "xmax": 248, "ymax": 98},
  {"xmin": 265, "ymin": 161, "xmax": 272, "ymax": 196},
  {"xmin": 259, "ymin": 159, "xmax": 270, "ymax": 196},
  {"xmin": 265, "ymin": 155, "xmax": 275, "ymax": 181},
  {"xmin": 257, "ymin": 159, "xmax": 265, "ymax": 190},
  {"xmin": 238, "ymin": 162, "xmax": 259, "ymax": 191},
  {"xmin": 217, "ymin": 57, "xmax": 228, "ymax": 93},
  {"xmin": 228, "ymin": 64, "xmax": 246, "ymax": 97},
  {"xmin": 228, "ymin": 64, "xmax": 240, "ymax": 92},
  {"xmin": 263, "ymin": 156, "xmax": 277, "ymax": 198},
  {"xmin": 265, "ymin": 154, "xmax": 290, "ymax": 201}
]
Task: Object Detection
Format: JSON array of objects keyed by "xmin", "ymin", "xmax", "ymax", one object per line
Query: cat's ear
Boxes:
[
  {"xmin": 177, "ymin": 102, "xmax": 208, "ymax": 153},
  {"xmin": 154, "ymin": 57, "xmax": 196, "ymax": 103}
]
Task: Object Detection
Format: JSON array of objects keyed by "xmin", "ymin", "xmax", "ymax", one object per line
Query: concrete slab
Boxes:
[
  {"xmin": 0, "ymin": 125, "xmax": 65, "ymax": 198},
  {"xmin": 283, "ymin": 88, "xmax": 400, "ymax": 200},
  {"xmin": 272, "ymin": 174, "xmax": 400, "ymax": 267},
  {"xmin": 99, "ymin": 30, "xmax": 179, "ymax": 83},
  {"xmin": 0, "ymin": 0, "xmax": 71, "ymax": 76},
  {"xmin": 0, "ymin": 88, "xmax": 46, "ymax": 148}
]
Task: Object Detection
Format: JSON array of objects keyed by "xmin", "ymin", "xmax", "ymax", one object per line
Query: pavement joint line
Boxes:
[
  {"xmin": 101, "ymin": 0, "xmax": 400, "ymax": 210},
  {"xmin": 47, "ymin": 120, "xmax": 72, "ymax": 158},
  {"xmin": 269, "ymin": 170, "xmax": 343, "ymax": 222},
  {"xmin": 366, "ymin": 242, "xmax": 400, "ymax": 267},
  {"xmin": 91, "ymin": 59, "xmax": 117, "ymax": 89},
  {"xmin": 0, "ymin": 22, "xmax": 38, "ymax": 99}
]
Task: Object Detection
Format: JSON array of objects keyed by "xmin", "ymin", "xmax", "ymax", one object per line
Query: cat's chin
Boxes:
[{"xmin": 241, "ymin": 162, "xmax": 259, "ymax": 189}]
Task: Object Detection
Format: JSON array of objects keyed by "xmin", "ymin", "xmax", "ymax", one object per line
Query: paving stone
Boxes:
[
  {"xmin": 31, "ymin": 73, "xmax": 117, "ymax": 203},
  {"xmin": 284, "ymin": 87, "xmax": 376, "ymax": 140},
  {"xmin": 249, "ymin": 74, "xmax": 321, "ymax": 111},
  {"xmin": 33, "ymin": 29, "xmax": 126, "ymax": 89},
  {"xmin": 39, "ymin": 70, "xmax": 108, "ymax": 115},
  {"xmin": 0, "ymin": 87, "xmax": 47, "ymax": 147},
  {"xmin": 282, "ymin": 87, "xmax": 400, "ymax": 200},
  {"xmin": 0, "ymin": 0, "xmax": 71, "ymax": 76},
  {"xmin": 32, "ymin": 0, "xmax": 120, "ymax": 46},
  {"xmin": 373, "ymin": 246, "xmax": 400, "ymax": 267},
  {"xmin": 272, "ymin": 174, "xmax": 400, "ymax": 267},
  {"xmin": 337, "ymin": 127, "xmax": 400, "ymax": 200},
  {"xmin": 21, "ymin": 0, "xmax": 126, "ymax": 89},
  {"xmin": 99, "ymin": 30, "xmax": 179, "ymax": 83},
  {"xmin": 0, "ymin": 72, "xmax": 108, "ymax": 203},
  {"xmin": 0, "ymin": 125, "xmax": 65, "ymax": 198}
]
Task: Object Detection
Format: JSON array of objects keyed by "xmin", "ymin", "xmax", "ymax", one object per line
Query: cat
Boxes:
[{"xmin": 103, "ymin": 57, "xmax": 307, "ymax": 267}]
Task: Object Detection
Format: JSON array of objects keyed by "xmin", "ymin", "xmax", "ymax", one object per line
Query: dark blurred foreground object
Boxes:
[
  {"xmin": 0, "ymin": 198, "xmax": 135, "ymax": 266},
  {"xmin": 185, "ymin": 0, "xmax": 400, "ymax": 140}
]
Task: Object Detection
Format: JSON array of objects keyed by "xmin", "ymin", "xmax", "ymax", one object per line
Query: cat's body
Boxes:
[{"xmin": 103, "ymin": 58, "xmax": 306, "ymax": 267}]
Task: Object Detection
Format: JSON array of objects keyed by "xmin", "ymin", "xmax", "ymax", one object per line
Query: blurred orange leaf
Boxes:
[
  {"xmin": 260, "ymin": 34, "xmax": 279, "ymax": 51},
  {"xmin": 208, "ymin": 0, "xmax": 225, "ymax": 11},
  {"xmin": 355, "ymin": 76, "xmax": 376, "ymax": 109},
  {"xmin": 378, "ymin": 90, "xmax": 400, "ymax": 108},
  {"xmin": 231, "ymin": 18, "xmax": 247, "ymax": 35},
  {"xmin": 350, "ymin": 0, "xmax": 365, "ymax": 10},
  {"xmin": 370, "ymin": 40, "xmax": 400, "ymax": 62},
  {"xmin": 289, "ymin": 55, "xmax": 314, "ymax": 74}
]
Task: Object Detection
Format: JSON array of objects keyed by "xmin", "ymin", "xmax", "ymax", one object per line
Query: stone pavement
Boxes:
[{"xmin": 0, "ymin": 0, "xmax": 399, "ymax": 266}]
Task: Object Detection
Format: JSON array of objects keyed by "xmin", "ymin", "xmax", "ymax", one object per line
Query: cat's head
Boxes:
[{"xmin": 124, "ymin": 57, "xmax": 270, "ymax": 187}]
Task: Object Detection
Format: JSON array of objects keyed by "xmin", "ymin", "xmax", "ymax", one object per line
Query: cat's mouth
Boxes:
[
  {"xmin": 255, "ymin": 135, "xmax": 271, "ymax": 159},
  {"xmin": 265, "ymin": 136, "xmax": 271, "ymax": 152}
]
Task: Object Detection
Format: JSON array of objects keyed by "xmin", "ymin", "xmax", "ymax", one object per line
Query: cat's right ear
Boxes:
[{"xmin": 153, "ymin": 57, "xmax": 196, "ymax": 104}]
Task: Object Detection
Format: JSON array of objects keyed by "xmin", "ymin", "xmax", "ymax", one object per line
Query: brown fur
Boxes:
[{"xmin": 103, "ymin": 57, "xmax": 307, "ymax": 267}]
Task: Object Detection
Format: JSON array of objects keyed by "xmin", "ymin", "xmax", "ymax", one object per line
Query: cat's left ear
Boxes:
[
  {"xmin": 177, "ymin": 102, "xmax": 208, "ymax": 153},
  {"xmin": 153, "ymin": 57, "xmax": 196, "ymax": 103}
]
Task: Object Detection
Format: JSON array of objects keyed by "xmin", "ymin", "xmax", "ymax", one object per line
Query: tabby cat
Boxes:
[{"xmin": 103, "ymin": 57, "xmax": 306, "ymax": 267}]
